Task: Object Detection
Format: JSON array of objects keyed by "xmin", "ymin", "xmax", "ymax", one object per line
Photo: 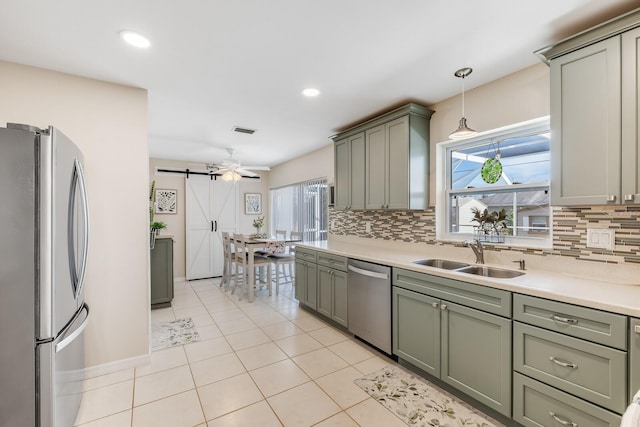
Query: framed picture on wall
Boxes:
[
  {"xmin": 245, "ymin": 193, "xmax": 262, "ymax": 215},
  {"xmin": 155, "ymin": 189, "xmax": 177, "ymax": 214}
]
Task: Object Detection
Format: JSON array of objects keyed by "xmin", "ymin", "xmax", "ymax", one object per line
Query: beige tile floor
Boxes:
[{"xmin": 72, "ymin": 278, "xmax": 432, "ymax": 426}]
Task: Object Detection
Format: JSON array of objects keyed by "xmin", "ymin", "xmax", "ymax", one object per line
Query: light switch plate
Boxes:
[{"xmin": 586, "ymin": 228, "xmax": 615, "ymax": 251}]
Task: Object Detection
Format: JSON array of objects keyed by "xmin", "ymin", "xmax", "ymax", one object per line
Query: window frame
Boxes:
[{"xmin": 435, "ymin": 116, "xmax": 552, "ymax": 249}]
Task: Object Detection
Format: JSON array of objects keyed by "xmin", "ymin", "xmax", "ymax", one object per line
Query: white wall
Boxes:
[
  {"xmin": 270, "ymin": 64, "xmax": 549, "ymax": 196},
  {"xmin": 149, "ymin": 158, "xmax": 270, "ymax": 278},
  {"xmin": 0, "ymin": 61, "xmax": 149, "ymax": 368},
  {"xmin": 269, "ymin": 144, "xmax": 333, "ymax": 189}
]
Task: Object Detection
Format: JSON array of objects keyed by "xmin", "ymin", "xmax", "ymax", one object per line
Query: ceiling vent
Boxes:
[{"xmin": 232, "ymin": 126, "xmax": 256, "ymax": 135}]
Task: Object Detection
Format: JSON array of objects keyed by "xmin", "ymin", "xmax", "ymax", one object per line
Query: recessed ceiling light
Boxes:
[
  {"xmin": 302, "ymin": 88, "xmax": 320, "ymax": 97},
  {"xmin": 119, "ymin": 30, "xmax": 151, "ymax": 48}
]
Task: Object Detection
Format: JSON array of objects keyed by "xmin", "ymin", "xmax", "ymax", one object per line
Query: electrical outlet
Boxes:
[
  {"xmin": 586, "ymin": 228, "xmax": 615, "ymax": 251},
  {"xmin": 365, "ymin": 221, "xmax": 371, "ymax": 233}
]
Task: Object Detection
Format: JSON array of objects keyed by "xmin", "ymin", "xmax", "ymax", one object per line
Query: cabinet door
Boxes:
[
  {"xmin": 304, "ymin": 262, "xmax": 318, "ymax": 310},
  {"xmin": 366, "ymin": 124, "xmax": 387, "ymax": 209},
  {"xmin": 441, "ymin": 301, "xmax": 512, "ymax": 417},
  {"xmin": 151, "ymin": 238, "xmax": 174, "ymax": 307},
  {"xmin": 631, "ymin": 317, "xmax": 640, "ymax": 401},
  {"xmin": 294, "ymin": 260, "xmax": 306, "ymax": 302},
  {"xmin": 317, "ymin": 266, "xmax": 332, "ymax": 318},
  {"xmin": 550, "ymin": 36, "xmax": 621, "ymax": 205},
  {"xmin": 334, "ymin": 138, "xmax": 350, "ymax": 210},
  {"xmin": 332, "ymin": 270, "xmax": 348, "ymax": 327},
  {"xmin": 622, "ymin": 27, "xmax": 640, "ymax": 204},
  {"xmin": 392, "ymin": 287, "xmax": 440, "ymax": 377},
  {"xmin": 386, "ymin": 116, "xmax": 409, "ymax": 209},
  {"xmin": 349, "ymin": 133, "xmax": 366, "ymax": 210}
]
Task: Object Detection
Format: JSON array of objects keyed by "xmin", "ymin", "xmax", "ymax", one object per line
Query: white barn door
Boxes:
[{"xmin": 185, "ymin": 175, "xmax": 237, "ymax": 280}]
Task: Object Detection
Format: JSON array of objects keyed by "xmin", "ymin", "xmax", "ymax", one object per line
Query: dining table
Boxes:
[{"xmin": 244, "ymin": 236, "xmax": 301, "ymax": 302}]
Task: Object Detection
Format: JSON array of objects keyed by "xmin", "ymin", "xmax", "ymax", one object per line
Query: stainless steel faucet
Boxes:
[{"xmin": 464, "ymin": 239, "xmax": 484, "ymax": 264}]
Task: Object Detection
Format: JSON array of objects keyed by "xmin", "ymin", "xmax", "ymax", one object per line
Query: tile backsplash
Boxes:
[{"xmin": 329, "ymin": 206, "xmax": 640, "ymax": 265}]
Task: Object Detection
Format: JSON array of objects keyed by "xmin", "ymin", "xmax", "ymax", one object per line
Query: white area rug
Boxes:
[
  {"xmin": 355, "ymin": 366, "xmax": 499, "ymax": 427},
  {"xmin": 151, "ymin": 317, "xmax": 200, "ymax": 351}
]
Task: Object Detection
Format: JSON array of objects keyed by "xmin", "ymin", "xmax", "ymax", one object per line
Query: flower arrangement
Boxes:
[{"xmin": 252, "ymin": 216, "xmax": 264, "ymax": 229}]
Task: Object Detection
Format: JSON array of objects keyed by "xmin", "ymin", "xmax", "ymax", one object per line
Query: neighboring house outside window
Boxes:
[{"xmin": 436, "ymin": 117, "xmax": 551, "ymax": 248}]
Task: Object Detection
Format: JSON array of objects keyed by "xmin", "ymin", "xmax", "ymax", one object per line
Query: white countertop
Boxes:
[{"xmin": 297, "ymin": 236, "xmax": 640, "ymax": 317}]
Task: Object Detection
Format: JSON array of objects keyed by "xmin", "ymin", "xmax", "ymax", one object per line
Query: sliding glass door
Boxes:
[{"xmin": 269, "ymin": 179, "xmax": 327, "ymax": 241}]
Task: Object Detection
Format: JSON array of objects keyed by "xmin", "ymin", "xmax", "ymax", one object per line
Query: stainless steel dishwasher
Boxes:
[{"xmin": 347, "ymin": 259, "xmax": 392, "ymax": 354}]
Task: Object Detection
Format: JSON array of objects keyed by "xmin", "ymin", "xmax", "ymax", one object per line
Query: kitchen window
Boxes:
[
  {"xmin": 436, "ymin": 117, "xmax": 551, "ymax": 248},
  {"xmin": 269, "ymin": 178, "xmax": 328, "ymax": 241}
]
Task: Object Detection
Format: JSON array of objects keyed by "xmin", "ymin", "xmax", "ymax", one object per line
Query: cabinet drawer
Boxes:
[
  {"xmin": 295, "ymin": 247, "xmax": 317, "ymax": 263},
  {"xmin": 514, "ymin": 372, "xmax": 621, "ymax": 427},
  {"xmin": 393, "ymin": 268, "xmax": 511, "ymax": 317},
  {"xmin": 514, "ymin": 294, "xmax": 627, "ymax": 349},
  {"xmin": 514, "ymin": 322, "xmax": 627, "ymax": 413},
  {"xmin": 316, "ymin": 252, "xmax": 348, "ymax": 271}
]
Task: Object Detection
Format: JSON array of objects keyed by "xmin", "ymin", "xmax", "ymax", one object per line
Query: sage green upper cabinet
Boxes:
[
  {"xmin": 334, "ymin": 132, "xmax": 365, "ymax": 210},
  {"xmin": 622, "ymin": 27, "xmax": 640, "ymax": 204},
  {"xmin": 538, "ymin": 9, "xmax": 640, "ymax": 205},
  {"xmin": 549, "ymin": 37, "xmax": 621, "ymax": 205},
  {"xmin": 365, "ymin": 116, "xmax": 412, "ymax": 209},
  {"xmin": 333, "ymin": 103, "xmax": 434, "ymax": 210}
]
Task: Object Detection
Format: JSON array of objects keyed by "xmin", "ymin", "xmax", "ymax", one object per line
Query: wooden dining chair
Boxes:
[
  {"xmin": 220, "ymin": 232, "xmax": 235, "ymax": 291},
  {"xmin": 231, "ymin": 233, "xmax": 272, "ymax": 299},
  {"xmin": 275, "ymin": 229, "xmax": 287, "ymax": 240}
]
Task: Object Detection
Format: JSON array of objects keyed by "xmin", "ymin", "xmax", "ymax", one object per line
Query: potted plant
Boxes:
[
  {"xmin": 150, "ymin": 221, "xmax": 167, "ymax": 235},
  {"xmin": 470, "ymin": 207, "xmax": 507, "ymax": 242}
]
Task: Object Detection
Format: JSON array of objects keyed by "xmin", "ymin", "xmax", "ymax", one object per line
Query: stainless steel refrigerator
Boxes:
[{"xmin": 0, "ymin": 124, "xmax": 90, "ymax": 427}]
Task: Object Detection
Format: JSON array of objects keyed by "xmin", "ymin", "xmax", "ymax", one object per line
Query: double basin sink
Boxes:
[{"xmin": 412, "ymin": 259, "xmax": 525, "ymax": 278}]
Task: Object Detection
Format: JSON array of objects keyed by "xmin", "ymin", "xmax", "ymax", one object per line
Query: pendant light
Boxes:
[{"xmin": 449, "ymin": 67, "xmax": 478, "ymax": 140}]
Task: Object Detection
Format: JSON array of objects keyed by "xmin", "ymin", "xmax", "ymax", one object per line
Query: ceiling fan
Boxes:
[{"xmin": 206, "ymin": 148, "xmax": 270, "ymax": 181}]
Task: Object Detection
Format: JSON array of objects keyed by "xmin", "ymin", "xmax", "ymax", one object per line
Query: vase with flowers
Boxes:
[{"xmin": 252, "ymin": 216, "xmax": 266, "ymax": 238}]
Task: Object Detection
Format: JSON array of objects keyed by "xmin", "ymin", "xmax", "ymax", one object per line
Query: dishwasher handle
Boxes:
[{"xmin": 348, "ymin": 264, "xmax": 389, "ymax": 280}]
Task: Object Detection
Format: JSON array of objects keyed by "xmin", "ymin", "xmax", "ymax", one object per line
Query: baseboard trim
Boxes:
[{"xmin": 84, "ymin": 353, "xmax": 151, "ymax": 379}]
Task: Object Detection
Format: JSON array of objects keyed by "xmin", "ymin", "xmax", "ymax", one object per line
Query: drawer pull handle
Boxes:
[
  {"xmin": 552, "ymin": 314, "xmax": 578, "ymax": 325},
  {"xmin": 549, "ymin": 412, "xmax": 578, "ymax": 427},
  {"xmin": 550, "ymin": 356, "xmax": 578, "ymax": 369}
]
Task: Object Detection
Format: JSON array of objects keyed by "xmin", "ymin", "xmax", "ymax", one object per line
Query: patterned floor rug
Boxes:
[
  {"xmin": 151, "ymin": 317, "xmax": 200, "ymax": 351},
  {"xmin": 354, "ymin": 366, "xmax": 500, "ymax": 427}
]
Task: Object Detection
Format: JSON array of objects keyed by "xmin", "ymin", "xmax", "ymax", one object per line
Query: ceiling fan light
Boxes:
[
  {"xmin": 449, "ymin": 117, "xmax": 478, "ymax": 139},
  {"xmin": 221, "ymin": 171, "xmax": 234, "ymax": 182}
]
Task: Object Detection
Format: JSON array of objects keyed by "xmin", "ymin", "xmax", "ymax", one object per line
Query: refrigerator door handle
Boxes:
[
  {"xmin": 55, "ymin": 303, "xmax": 89, "ymax": 353},
  {"xmin": 70, "ymin": 159, "xmax": 89, "ymax": 297}
]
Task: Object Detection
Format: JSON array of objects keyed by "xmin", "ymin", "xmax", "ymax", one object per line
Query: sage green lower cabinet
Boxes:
[
  {"xmin": 514, "ymin": 322, "xmax": 627, "ymax": 413},
  {"xmin": 631, "ymin": 317, "xmax": 640, "ymax": 400},
  {"xmin": 294, "ymin": 259, "xmax": 317, "ymax": 310},
  {"xmin": 514, "ymin": 372, "xmax": 621, "ymax": 427},
  {"xmin": 392, "ymin": 287, "xmax": 440, "ymax": 377},
  {"xmin": 331, "ymin": 270, "xmax": 348, "ymax": 327},
  {"xmin": 295, "ymin": 249, "xmax": 347, "ymax": 326},
  {"xmin": 441, "ymin": 301, "xmax": 512, "ymax": 417},
  {"xmin": 151, "ymin": 237, "xmax": 174, "ymax": 308},
  {"xmin": 392, "ymin": 268, "xmax": 512, "ymax": 417}
]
